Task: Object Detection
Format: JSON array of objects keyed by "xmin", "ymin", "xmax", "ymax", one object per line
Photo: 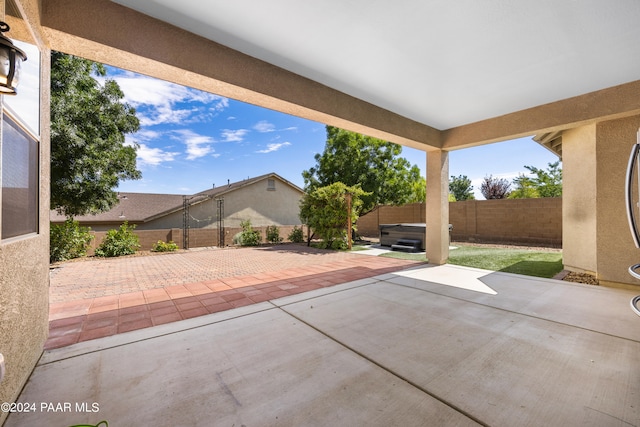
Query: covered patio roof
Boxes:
[{"xmin": 31, "ymin": 0, "xmax": 640, "ymax": 150}]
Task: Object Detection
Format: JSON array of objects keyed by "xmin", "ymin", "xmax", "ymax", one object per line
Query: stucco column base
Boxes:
[{"xmin": 426, "ymin": 150, "xmax": 449, "ymax": 265}]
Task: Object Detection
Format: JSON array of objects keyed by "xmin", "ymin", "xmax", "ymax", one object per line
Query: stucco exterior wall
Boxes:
[
  {"xmin": 0, "ymin": 236, "xmax": 49, "ymax": 416},
  {"xmin": 142, "ymin": 209, "xmax": 183, "ymax": 230},
  {"xmin": 595, "ymin": 116, "xmax": 640, "ymax": 287},
  {"xmin": 563, "ymin": 116, "xmax": 640, "ymax": 288},
  {"xmin": 562, "ymin": 124, "xmax": 598, "ymax": 274},
  {"xmin": 0, "ymin": 10, "xmax": 51, "ymax": 422},
  {"xmin": 223, "ymin": 178, "xmax": 303, "ymax": 227},
  {"xmin": 137, "ymin": 177, "xmax": 303, "ymax": 231}
]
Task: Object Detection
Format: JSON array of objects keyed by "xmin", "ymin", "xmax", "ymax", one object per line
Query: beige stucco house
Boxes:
[
  {"xmin": 2, "ymin": 1, "xmax": 640, "ymax": 422},
  {"xmin": 50, "ymin": 173, "xmax": 304, "ymax": 232}
]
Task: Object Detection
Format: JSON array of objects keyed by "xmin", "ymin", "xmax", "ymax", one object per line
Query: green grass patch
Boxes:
[
  {"xmin": 379, "ymin": 251, "xmax": 427, "ymax": 261},
  {"xmin": 380, "ymin": 245, "xmax": 563, "ymax": 279}
]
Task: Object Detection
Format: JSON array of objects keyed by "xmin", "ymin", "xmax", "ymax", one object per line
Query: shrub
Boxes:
[
  {"xmin": 288, "ymin": 225, "xmax": 305, "ymax": 243},
  {"xmin": 238, "ymin": 220, "xmax": 261, "ymax": 246},
  {"xmin": 266, "ymin": 225, "xmax": 283, "ymax": 244},
  {"xmin": 152, "ymin": 240, "xmax": 179, "ymax": 252},
  {"xmin": 299, "ymin": 182, "xmax": 368, "ymax": 249},
  {"xmin": 50, "ymin": 218, "xmax": 94, "ymax": 262},
  {"xmin": 95, "ymin": 221, "xmax": 140, "ymax": 257}
]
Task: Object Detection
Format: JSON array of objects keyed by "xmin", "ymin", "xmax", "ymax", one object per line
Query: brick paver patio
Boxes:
[{"xmin": 47, "ymin": 245, "xmax": 424, "ymax": 350}]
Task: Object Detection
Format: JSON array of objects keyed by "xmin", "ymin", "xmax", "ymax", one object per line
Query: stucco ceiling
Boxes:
[{"xmin": 112, "ymin": 0, "xmax": 640, "ymax": 131}]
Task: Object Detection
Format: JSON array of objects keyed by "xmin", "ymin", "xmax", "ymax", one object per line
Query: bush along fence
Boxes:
[
  {"xmin": 84, "ymin": 224, "xmax": 306, "ymax": 255},
  {"xmin": 357, "ymin": 198, "xmax": 562, "ymax": 247}
]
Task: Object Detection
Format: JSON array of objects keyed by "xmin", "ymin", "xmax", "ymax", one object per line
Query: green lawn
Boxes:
[{"xmin": 378, "ymin": 245, "xmax": 563, "ymax": 279}]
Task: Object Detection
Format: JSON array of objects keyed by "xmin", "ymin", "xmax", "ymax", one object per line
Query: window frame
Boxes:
[{"xmin": 1, "ymin": 105, "xmax": 40, "ymax": 242}]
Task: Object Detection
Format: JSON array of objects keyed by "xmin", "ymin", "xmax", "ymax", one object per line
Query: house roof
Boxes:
[{"xmin": 50, "ymin": 173, "xmax": 303, "ymax": 224}]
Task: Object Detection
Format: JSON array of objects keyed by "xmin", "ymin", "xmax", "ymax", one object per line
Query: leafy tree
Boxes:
[
  {"xmin": 409, "ymin": 177, "xmax": 427, "ymax": 203},
  {"xmin": 524, "ymin": 161, "xmax": 562, "ymax": 197},
  {"xmin": 449, "ymin": 175, "xmax": 475, "ymax": 201},
  {"xmin": 302, "ymin": 126, "xmax": 424, "ymax": 215},
  {"xmin": 51, "ymin": 51, "xmax": 141, "ymax": 217},
  {"xmin": 480, "ymin": 175, "xmax": 511, "ymax": 199},
  {"xmin": 299, "ymin": 182, "xmax": 368, "ymax": 249},
  {"xmin": 509, "ymin": 175, "xmax": 539, "ymax": 199},
  {"xmin": 508, "ymin": 161, "xmax": 562, "ymax": 199}
]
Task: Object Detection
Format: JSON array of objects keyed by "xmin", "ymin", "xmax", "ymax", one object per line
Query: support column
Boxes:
[
  {"xmin": 562, "ymin": 124, "xmax": 598, "ymax": 275},
  {"xmin": 426, "ymin": 149, "xmax": 449, "ymax": 264},
  {"xmin": 563, "ymin": 114, "xmax": 640, "ymax": 287}
]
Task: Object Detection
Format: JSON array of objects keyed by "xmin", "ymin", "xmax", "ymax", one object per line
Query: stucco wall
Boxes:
[
  {"xmin": 595, "ymin": 116, "xmax": 640, "ymax": 287},
  {"xmin": 562, "ymin": 124, "xmax": 598, "ymax": 274},
  {"xmin": 0, "ymin": 236, "xmax": 49, "ymax": 415},
  {"xmin": 222, "ymin": 178, "xmax": 303, "ymax": 227},
  {"xmin": 138, "ymin": 177, "xmax": 303, "ymax": 231},
  {"xmin": 0, "ymin": 26, "xmax": 51, "ymax": 424}
]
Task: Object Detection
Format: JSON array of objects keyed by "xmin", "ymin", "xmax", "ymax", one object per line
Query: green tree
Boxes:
[
  {"xmin": 50, "ymin": 52, "xmax": 141, "ymax": 217},
  {"xmin": 299, "ymin": 182, "xmax": 368, "ymax": 249},
  {"xmin": 525, "ymin": 161, "xmax": 562, "ymax": 197},
  {"xmin": 302, "ymin": 126, "xmax": 424, "ymax": 215},
  {"xmin": 508, "ymin": 161, "xmax": 562, "ymax": 198},
  {"xmin": 508, "ymin": 175, "xmax": 540, "ymax": 199},
  {"xmin": 449, "ymin": 175, "xmax": 475, "ymax": 201},
  {"xmin": 409, "ymin": 177, "xmax": 427, "ymax": 203}
]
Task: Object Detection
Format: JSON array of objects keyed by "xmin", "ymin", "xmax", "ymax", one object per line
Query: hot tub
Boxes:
[{"xmin": 379, "ymin": 223, "xmax": 452, "ymax": 251}]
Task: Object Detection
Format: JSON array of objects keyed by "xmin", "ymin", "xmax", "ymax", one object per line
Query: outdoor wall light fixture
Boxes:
[{"xmin": 0, "ymin": 21, "xmax": 26, "ymax": 95}]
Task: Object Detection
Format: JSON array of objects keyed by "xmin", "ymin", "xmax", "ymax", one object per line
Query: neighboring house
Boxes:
[{"xmin": 50, "ymin": 173, "xmax": 305, "ymax": 232}]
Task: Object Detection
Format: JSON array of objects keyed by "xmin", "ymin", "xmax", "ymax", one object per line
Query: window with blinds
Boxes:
[{"xmin": 1, "ymin": 111, "xmax": 38, "ymax": 239}]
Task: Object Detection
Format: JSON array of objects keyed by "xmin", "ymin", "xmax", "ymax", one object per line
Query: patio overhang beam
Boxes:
[
  {"xmin": 441, "ymin": 79, "xmax": 640, "ymax": 150},
  {"xmin": 39, "ymin": 0, "xmax": 441, "ymax": 151}
]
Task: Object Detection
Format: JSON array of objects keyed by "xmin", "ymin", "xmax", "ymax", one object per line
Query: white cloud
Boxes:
[
  {"xmin": 256, "ymin": 142, "xmax": 292, "ymax": 153},
  {"xmin": 133, "ymin": 129, "xmax": 163, "ymax": 141},
  {"xmin": 136, "ymin": 144, "xmax": 180, "ymax": 166},
  {"xmin": 172, "ymin": 129, "xmax": 215, "ymax": 160},
  {"xmin": 253, "ymin": 120, "xmax": 276, "ymax": 133},
  {"xmin": 221, "ymin": 129, "xmax": 249, "ymax": 142},
  {"xmin": 107, "ymin": 72, "xmax": 229, "ymax": 126},
  {"xmin": 125, "ymin": 133, "xmax": 179, "ymax": 166}
]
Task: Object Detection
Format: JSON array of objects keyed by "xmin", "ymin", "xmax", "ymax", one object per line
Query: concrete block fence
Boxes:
[
  {"xmin": 86, "ymin": 225, "xmax": 305, "ymax": 254},
  {"xmin": 357, "ymin": 198, "xmax": 562, "ymax": 247}
]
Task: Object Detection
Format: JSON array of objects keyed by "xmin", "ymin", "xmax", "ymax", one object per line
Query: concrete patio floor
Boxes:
[{"xmin": 7, "ymin": 264, "xmax": 640, "ymax": 426}]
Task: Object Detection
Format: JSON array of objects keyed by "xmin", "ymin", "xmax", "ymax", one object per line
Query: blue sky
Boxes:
[{"xmin": 102, "ymin": 66, "xmax": 560, "ymax": 199}]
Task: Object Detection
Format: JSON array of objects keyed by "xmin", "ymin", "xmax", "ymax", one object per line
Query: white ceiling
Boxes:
[{"xmin": 113, "ymin": 0, "xmax": 640, "ymax": 130}]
